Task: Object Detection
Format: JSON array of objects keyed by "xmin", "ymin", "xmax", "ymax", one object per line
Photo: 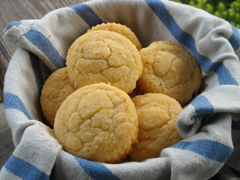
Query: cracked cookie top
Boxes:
[
  {"xmin": 66, "ymin": 30, "xmax": 142, "ymax": 94},
  {"xmin": 40, "ymin": 67, "xmax": 75, "ymax": 127},
  {"xmin": 88, "ymin": 22, "xmax": 142, "ymax": 50},
  {"xmin": 54, "ymin": 83, "xmax": 138, "ymax": 163},
  {"xmin": 137, "ymin": 41, "xmax": 202, "ymax": 105},
  {"xmin": 129, "ymin": 93, "xmax": 182, "ymax": 161}
]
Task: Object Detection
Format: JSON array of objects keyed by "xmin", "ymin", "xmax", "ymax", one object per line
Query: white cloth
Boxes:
[{"xmin": 1, "ymin": 0, "xmax": 240, "ymax": 179}]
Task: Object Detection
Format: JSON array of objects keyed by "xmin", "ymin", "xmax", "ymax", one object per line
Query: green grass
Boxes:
[{"xmin": 172, "ymin": 0, "xmax": 240, "ymax": 29}]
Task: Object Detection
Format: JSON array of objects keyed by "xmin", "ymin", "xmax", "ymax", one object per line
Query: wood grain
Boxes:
[
  {"xmin": 0, "ymin": 0, "xmax": 88, "ymax": 100},
  {"xmin": 0, "ymin": 0, "xmax": 87, "ymax": 169}
]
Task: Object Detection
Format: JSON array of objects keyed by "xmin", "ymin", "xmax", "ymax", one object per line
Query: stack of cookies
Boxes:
[{"xmin": 40, "ymin": 23, "xmax": 202, "ymax": 163}]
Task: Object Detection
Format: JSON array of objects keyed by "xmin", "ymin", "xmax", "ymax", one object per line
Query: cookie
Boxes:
[
  {"xmin": 66, "ymin": 30, "xmax": 142, "ymax": 94},
  {"xmin": 137, "ymin": 41, "xmax": 202, "ymax": 105},
  {"xmin": 54, "ymin": 83, "xmax": 138, "ymax": 163},
  {"xmin": 129, "ymin": 93, "xmax": 183, "ymax": 161},
  {"xmin": 40, "ymin": 67, "xmax": 75, "ymax": 127},
  {"xmin": 88, "ymin": 22, "xmax": 142, "ymax": 50}
]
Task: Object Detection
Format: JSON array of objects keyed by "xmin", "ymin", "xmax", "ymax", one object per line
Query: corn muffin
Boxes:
[
  {"xmin": 129, "ymin": 93, "xmax": 182, "ymax": 161},
  {"xmin": 88, "ymin": 22, "xmax": 142, "ymax": 50},
  {"xmin": 40, "ymin": 67, "xmax": 75, "ymax": 127},
  {"xmin": 137, "ymin": 41, "xmax": 202, "ymax": 105},
  {"xmin": 66, "ymin": 30, "xmax": 142, "ymax": 94},
  {"xmin": 54, "ymin": 83, "xmax": 138, "ymax": 163}
]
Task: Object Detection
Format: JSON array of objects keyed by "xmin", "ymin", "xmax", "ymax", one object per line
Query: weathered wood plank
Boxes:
[{"xmin": 0, "ymin": 0, "xmax": 88, "ymax": 99}]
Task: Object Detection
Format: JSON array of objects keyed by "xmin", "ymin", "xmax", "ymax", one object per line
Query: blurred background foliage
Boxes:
[{"xmin": 172, "ymin": 0, "xmax": 240, "ymax": 29}]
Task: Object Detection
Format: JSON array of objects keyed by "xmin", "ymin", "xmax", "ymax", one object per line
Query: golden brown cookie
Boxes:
[
  {"xmin": 137, "ymin": 41, "xmax": 202, "ymax": 105},
  {"xmin": 129, "ymin": 93, "xmax": 183, "ymax": 161},
  {"xmin": 40, "ymin": 67, "xmax": 75, "ymax": 127},
  {"xmin": 66, "ymin": 30, "xmax": 142, "ymax": 94},
  {"xmin": 88, "ymin": 22, "xmax": 142, "ymax": 50},
  {"xmin": 54, "ymin": 83, "xmax": 138, "ymax": 163}
]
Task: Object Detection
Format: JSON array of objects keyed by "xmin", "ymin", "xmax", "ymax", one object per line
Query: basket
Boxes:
[{"xmin": 1, "ymin": 0, "xmax": 240, "ymax": 179}]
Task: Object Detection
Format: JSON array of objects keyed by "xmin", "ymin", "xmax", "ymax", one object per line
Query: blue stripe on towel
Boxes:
[
  {"xmin": 228, "ymin": 25, "xmax": 240, "ymax": 51},
  {"xmin": 70, "ymin": 3, "xmax": 103, "ymax": 27},
  {"xmin": 29, "ymin": 52, "xmax": 44, "ymax": 96},
  {"xmin": 145, "ymin": 0, "xmax": 238, "ymax": 86},
  {"xmin": 6, "ymin": 21, "xmax": 22, "ymax": 30},
  {"xmin": 24, "ymin": 30, "xmax": 66, "ymax": 69},
  {"xmin": 190, "ymin": 95, "xmax": 214, "ymax": 120},
  {"xmin": 172, "ymin": 139, "xmax": 233, "ymax": 163},
  {"xmin": 5, "ymin": 155, "xmax": 49, "ymax": 180},
  {"xmin": 4, "ymin": 92, "xmax": 32, "ymax": 120},
  {"xmin": 212, "ymin": 62, "xmax": 238, "ymax": 85},
  {"xmin": 75, "ymin": 157, "xmax": 120, "ymax": 180}
]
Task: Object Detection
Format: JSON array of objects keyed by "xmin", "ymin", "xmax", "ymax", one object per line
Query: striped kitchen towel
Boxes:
[{"xmin": 1, "ymin": 0, "xmax": 240, "ymax": 179}]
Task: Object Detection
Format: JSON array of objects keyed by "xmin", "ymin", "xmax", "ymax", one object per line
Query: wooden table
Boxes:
[
  {"xmin": 0, "ymin": 0, "xmax": 88, "ymax": 100},
  {"xmin": 0, "ymin": 0, "xmax": 87, "ymax": 169}
]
